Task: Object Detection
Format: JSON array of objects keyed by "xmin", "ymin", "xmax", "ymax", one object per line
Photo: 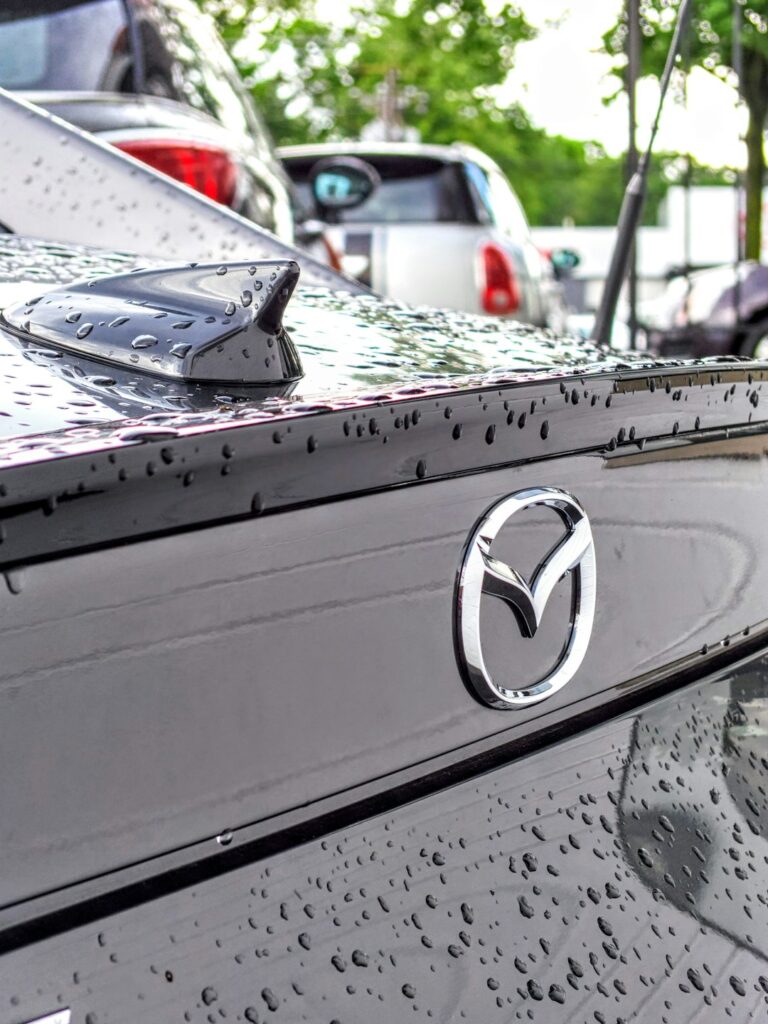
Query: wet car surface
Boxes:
[
  {"xmin": 5, "ymin": 656, "xmax": 768, "ymax": 1023},
  {"xmin": 0, "ymin": 236, "xmax": 613, "ymax": 440},
  {"xmin": 3, "ymin": 81, "xmax": 768, "ymax": 1024}
]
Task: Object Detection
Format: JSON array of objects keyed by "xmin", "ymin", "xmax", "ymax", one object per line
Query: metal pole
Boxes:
[
  {"xmin": 681, "ymin": 6, "xmax": 692, "ymax": 273},
  {"xmin": 733, "ymin": 0, "xmax": 743, "ymax": 328},
  {"xmin": 591, "ymin": 0, "xmax": 693, "ymax": 346},
  {"xmin": 627, "ymin": 0, "xmax": 640, "ymax": 349}
]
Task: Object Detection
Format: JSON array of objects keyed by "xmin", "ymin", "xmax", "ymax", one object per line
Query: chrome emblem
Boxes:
[{"xmin": 456, "ymin": 487, "xmax": 596, "ymax": 709}]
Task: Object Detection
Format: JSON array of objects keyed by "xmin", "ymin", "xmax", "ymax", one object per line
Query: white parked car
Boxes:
[{"xmin": 280, "ymin": 141, "xmax": 568, "ymax": 331}]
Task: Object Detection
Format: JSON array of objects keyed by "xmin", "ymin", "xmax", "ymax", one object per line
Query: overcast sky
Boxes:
[{"xmin": 503, "ymin": 0, "xmax": 746, "ymax": 167}]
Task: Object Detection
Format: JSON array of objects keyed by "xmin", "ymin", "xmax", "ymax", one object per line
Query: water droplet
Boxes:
[
  {"xmin": 549, "ymin": 984, "xmax": 566, "ymax": 1004},
  {"xmin": 687, "ymin": 968, "xmax": 704, "ymax": 992},
  {"xmin": 730, "ymin": 975, "xmax": 746, "ymax": 997},
  {"xmin": 638, "ymin": 848, "xmax": 653, "ymax": 868},
  {"xmin": 131, "ymin": 334, "xmax": 158, "ymax": 349},
  {"xmin": 4, "ymin": 571, "xmax": 23, "ymax": 595},
  {"xmin": 527, "ymin": 979, "xmax": 543, "ymax": 1000},
  {"xmin": 261, "ymin": 987, "xmax": 279, "ymax": 1012},
  {"xmin": 518, "ymin": 895, "xmax": 534, "ymax": 918}
]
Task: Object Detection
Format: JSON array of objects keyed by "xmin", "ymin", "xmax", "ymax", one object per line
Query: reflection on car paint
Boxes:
[
  {"xmin": 1, "ymin": 235, "xmax": 762, "ymax": 447},
  {"xmin": 6, "ymin": 653, "xmax": 768, "ymax": 1021}
]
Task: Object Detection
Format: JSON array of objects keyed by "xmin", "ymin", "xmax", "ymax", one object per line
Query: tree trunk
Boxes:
[
  {"xmin": 744, "ymin": 103, "xmax": 765, "ymax": 261},
  {"xmin": 740, "ymin": 49, "xmax": 768, "ymax": 262}
]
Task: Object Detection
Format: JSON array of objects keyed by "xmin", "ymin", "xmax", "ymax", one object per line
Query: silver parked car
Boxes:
[
  {"xmin": 280, "ymin": 140, "xmax": 568, "ymax": 330},
  {"xmin": 0, "ymin": 0, "xmax": 295, "ymax": 239}
]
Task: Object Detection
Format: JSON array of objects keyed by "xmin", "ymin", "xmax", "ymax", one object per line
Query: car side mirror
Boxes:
[
  {"xmin": 550, "ymin": 248, "xmax": 581, "ymax": 273},
  {"xmin": 309, "ymin": 157, "xmax": 379, "ymax": 222}
]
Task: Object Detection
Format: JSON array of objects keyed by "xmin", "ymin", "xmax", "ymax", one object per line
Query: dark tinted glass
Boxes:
[
  {"xmin": 0, "ymin": 0, "xmax": 131, "ymax": 92},
  {"xmin": 290, "ymin": 155, "xmax": 474, "ymax": 224}
]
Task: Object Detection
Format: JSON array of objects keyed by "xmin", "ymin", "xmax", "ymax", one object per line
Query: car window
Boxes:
[
  {"xmin": 0, "ymin": 0, "xmax": 131, "ymax": 92},
  {"xmin": 289, "ymin": 156, "xmax": 474, "ymax": 225},
  {"xmin": 335, "ymin": 173, "xmax": 445, "ymax": 223},
  {"xmin": 465, "ymin": 161, "xmax": 531, "ymax": 240},
  {"xmin": 464, "ymin": 161, "xmax": 494, "ymax": 225}
]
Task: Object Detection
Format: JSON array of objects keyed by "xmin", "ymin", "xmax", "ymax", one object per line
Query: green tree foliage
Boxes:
[
  {"xmin": 604, "ymin": 0, "xmax": 768, "ymax": 258},
  {"xmin": 514, "ymin": 138, "xmax": 734, "ymax": 226},
  {"xmin": 200, "ymin": 0, "xmax": 534, "ymax": 142},
  {"xmin": 198, "ymin": 0, "xmax": 735, "ymax": 227}
]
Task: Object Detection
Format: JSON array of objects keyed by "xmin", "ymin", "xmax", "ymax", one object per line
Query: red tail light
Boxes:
[
  {"xmin": 480, "ymin": 243, "xmax": 520, "ymax": 315},
  {"xmin": 113, "ymin": 139, "xmax": 238, "ymax": 207}
]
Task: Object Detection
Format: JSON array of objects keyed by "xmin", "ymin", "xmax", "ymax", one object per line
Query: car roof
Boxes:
[{"xmin": 278, "ymin": 140, "xmax": 504, "ymax": 176}]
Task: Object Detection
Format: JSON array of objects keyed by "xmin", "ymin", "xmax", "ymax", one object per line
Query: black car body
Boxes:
[
  {"xmin": 2, "ymin": 92, "xmax": 768, "ymax": 1024},
  {"xmin": 0, "ymin": 0, "xmax": 294, "ymax": 237}
]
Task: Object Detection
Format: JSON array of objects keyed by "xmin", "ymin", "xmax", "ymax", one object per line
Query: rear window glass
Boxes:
[
  {"xmin": 0, "ymin": 0, "xmax": 130, "ymax": 92},
  {"xmin": 465, "ymin": 161, "xmax": 531, "ymax": 239},
  {"xmin": 289, "ymin": 156, "xmax": 474, "ymax": 224}
]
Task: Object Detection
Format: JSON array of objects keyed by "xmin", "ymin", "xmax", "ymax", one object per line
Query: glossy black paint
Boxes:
[
  {"xmin": 1, "ymin": 235, "xmax": 763, "ymax": 442},
  {"xmin": 2, "ymin": 235, "xmax": 768, "ymax": 1021},
  {"xmin": 0, "ymin": 357, "xmax": 767, "ymax": 572},
  {"xmin": 4, "ymin": 651, "xmax": 768, "ymax": 1023},
  {"xmin": 2, "ymin": 430, "xmax": 768, "ymax": 918},
  {"xmin": 3, "ymin": 260, "xmax": 302, "ymax": 384}
]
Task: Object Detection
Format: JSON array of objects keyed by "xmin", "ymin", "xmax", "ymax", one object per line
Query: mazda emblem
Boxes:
[{"xmin": 455, "ymin": 487, "xmax": 596, "ymax": 708}]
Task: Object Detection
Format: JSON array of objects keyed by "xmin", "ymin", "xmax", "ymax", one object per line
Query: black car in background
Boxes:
[
  {"xmin": 0, "ymin": 0, "xmax": 294, "ymax": 237},
  {"xmin": 642, "ymin": 262, "xmax": 768, "ymax": 359}
]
